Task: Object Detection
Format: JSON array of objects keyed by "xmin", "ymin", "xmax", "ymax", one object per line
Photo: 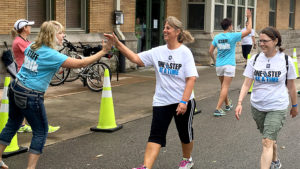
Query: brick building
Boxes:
[{"xmin": 0, "ymin": 0, "xmax": 300, "ymax": 86}]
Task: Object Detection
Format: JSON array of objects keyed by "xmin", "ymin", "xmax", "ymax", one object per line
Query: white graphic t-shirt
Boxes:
[
  {"xmin": 241, "ymin": 28, "xmax": 255, "ymax": 45},
  {"xmin": 139, "ymin": 44, "xmax": 199, "ymax": 106},
  {"xmin": 243, "ymin": 52, "xmax": 297, "ymax": 111}
]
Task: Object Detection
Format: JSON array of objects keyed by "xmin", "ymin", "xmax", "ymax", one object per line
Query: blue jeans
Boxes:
[{"xmin": 0, "ymin": 80, "xmax": 48, "ymax": 154}]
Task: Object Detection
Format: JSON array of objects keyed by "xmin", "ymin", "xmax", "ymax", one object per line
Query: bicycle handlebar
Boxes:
[{"xmin": 61, "ymin": 38, "xmax": 113, "ymax": 58}]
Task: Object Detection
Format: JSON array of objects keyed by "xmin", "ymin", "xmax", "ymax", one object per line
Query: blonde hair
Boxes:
[
  {"xmin": 31, "ymin": 21, "xmax": 64, "ymax": 50},
  {"xmin": 11, "ymin": 28, "xmax": 23, "ymax": 39},
  {"xmin": 165, "ymin": 16, "xmax": 194, "ymax": 44}
]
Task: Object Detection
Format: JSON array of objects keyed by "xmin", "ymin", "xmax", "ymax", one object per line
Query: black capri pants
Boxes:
[
  {"xmin": 148, "ymin": 99, "xmax": 196, "ymax": 147},
  {"xmin": 242, "ymin": 45, "xmax": 253, "ymax": 59}
]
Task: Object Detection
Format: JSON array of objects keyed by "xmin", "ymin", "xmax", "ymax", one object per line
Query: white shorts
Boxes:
[{"xmin": 216, "ymin": 65, "xmax": 236, "ymax": 77}]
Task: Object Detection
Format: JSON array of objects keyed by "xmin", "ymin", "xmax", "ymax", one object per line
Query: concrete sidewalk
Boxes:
[{"xmin": 1, "ymin": 63, "xmax": 300, "ymax": 149}]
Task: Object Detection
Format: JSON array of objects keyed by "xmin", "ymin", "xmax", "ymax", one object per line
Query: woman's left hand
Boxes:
[
  {"xmin": 101, "ymin": 39, "xmax": 113, "ymax": 53},
  {"xmin": 104, "ymin": 33, "xmax": 119, "ymax": 46},
  {"xmin": 290, "ymin": 107, "xmax": 298, "ymax": 118},
  {"xmin": 176, "ymin": 103, "xmax": 187, "ymax": 115}
]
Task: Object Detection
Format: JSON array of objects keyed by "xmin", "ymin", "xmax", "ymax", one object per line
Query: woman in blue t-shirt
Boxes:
[
  {"xmin": 209, "ymin": 9, "xmax": 252, "ymax": 117},
  {"xmin": 0, "ymin": 21, "xmax": 112, "ymax": 169}
]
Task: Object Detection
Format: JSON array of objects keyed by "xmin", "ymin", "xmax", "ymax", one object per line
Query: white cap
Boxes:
[{"xmin": 14, "ymin": 19, "xmax": 35, "ymax": 31}]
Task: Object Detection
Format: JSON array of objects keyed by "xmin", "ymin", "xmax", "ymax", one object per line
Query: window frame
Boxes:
[
  {"xmin": 65, "ymin": 0, "xmax": 87, "ymax": 32},
  {"xmin": 214, "ymin": 0, "xmax": 225, "ymax": 31},
  {"xmin": 247, "ymin": 0, "xmax": 255, "ymax": 29},
  {"xmin": 236, "ymin": 0, "xmax": 245, "ymax": 31},
  {"xmin": 269, "ymin": 0, "xmax": 277, "ymax": 27},
  {"xmin": 226, "ymin": 0, "xmax": 235, "ymax": 30},
  {"xmin": 289, "ymin": 0, "xmax": 295, "ymax": 29},
  {"xmin": 187, "ymin": 0, "xmax": 206, "ymax": 30},
  {"xmin": 27, "ymin": 0, "xmax": 54, "ymax": 32}
]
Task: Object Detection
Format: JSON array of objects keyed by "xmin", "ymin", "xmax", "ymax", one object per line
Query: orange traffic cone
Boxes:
[
  {"xmin": 90, "ymin": 69, "xmax": 122, "ymax": 132},
  {"xmin": 0, "ymin": 77, "xmax": 27, "ymax": 158}
]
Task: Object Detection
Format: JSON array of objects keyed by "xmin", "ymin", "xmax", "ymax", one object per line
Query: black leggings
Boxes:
[
  {"xmin": 148, "ymin": 99, "xmax": 196, "ymax": 147},
  {"xmin": 242, "ymin": 45, "xmax": 253, "ymax": 60}
]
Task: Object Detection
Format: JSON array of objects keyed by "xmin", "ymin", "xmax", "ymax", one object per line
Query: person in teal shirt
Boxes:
[
  {"xmin": 0, "ymin": 20, "xmax": 112, "ymax": 169},
  {"xmin": 209, "ymin": 9, "xmax": 252, "ymax": 116}
]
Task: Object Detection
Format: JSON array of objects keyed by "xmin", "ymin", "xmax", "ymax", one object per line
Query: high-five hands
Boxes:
[{"xmin": 104, "ymin": 33, "xmax": 119, "ymax": 47}]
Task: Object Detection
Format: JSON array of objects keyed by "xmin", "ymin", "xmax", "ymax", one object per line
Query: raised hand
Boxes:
[
  {"xmin": 246, "ymin": 9, "xmax": 252, "ymax": 18},
  {"xmin": 101, "ymin": 38, "xmax": 113, "ymax": 53},
  {"xmin": 104, "ymin": 33, "xmax": 119, "ymax": 46}
]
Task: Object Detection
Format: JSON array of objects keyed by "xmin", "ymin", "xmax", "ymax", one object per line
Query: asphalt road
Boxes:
[
  {"xmin": 2, "ymin": 64, "xmax": 300, "ymax": 169},
  {"xmin": 3, "ymin": 89, "xmax": 300, "ymax": 169}
]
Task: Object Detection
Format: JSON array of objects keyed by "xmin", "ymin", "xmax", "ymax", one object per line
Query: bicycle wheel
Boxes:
[
  {"xmin": 86, "ymin": 62, "xmax": 112, "ymax": 92},
  {"xmin": 50, "ymin": 67, "xmax": 71, "ymax": 86},
  {"xmin": 64, "ymin": 52, "xmax": 83, "ymax": 82}
]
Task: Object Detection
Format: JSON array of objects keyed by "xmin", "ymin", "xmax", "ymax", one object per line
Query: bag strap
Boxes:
[
  {"xmin": 252, "ymin": 53, "xmax": 260, "ymax": 66},
  {"xmin": 4, "ymin": 41, "xmax": 8, "ymax": 50},
  {"xmin": 285, "ymin": 54, "xmax": 289, "ymax": 85}
]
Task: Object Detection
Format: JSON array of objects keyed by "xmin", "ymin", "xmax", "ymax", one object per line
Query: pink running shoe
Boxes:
[
  {"xmin": 179, "ymin": 158, "xmax": 194, "ymax": 169},
  {"xmin": 132, "ymin": 165, "xmax": 148, "ymax": 169}
]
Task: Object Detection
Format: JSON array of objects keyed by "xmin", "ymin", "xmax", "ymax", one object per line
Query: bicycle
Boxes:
[{"xmin": 50, "ymin": 39, "xmax": 112, "ymax": 92}]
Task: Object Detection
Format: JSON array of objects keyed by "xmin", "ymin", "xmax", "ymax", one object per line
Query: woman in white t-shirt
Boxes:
[
  {"xmin": 105, "ymin": 16, "xmax": 198, "ymax": 169},
  {"xmin": 241, "ymin": 21, "xmax": 256, "ymax": 64},
  {"xmin": 235, "ymin": 27, "xmax": 298, "ymax": 169}
]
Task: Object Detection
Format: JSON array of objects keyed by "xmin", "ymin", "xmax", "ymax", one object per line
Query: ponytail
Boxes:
[
  {"xmin": 178, "ymin": 30, "xmax": 194, "ymax": 44},
  {"xmin": 165, "ymin": 16, "xmax": 195, "ymax": 44},
  {"xmin": 11, "ymin": 28, "xmax": 21, "ymax": 39}
]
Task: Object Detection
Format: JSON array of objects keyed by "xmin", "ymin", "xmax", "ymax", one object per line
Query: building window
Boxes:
[
  {"xmin": 66, "ymin": 0, "xmax": 86, "ymax": 30},
  {"xmin": 27, "ymin": 0, "xmax": 54, "ymax": 28},
  {"xmin": 227, "ymin": 0, "xmax": 235, "ymax": 29},
  {"xmin": 214, "ymin": 0, "xmax": 224, "ymax": 30},
  {"xmin": 187, "ymin": 0, "xmax": 205, "ymax": 30},
  {"xmin": 289, "ymin": 0, "xmax": 295, "ymax": 29},
  {"xmin": 237, "ymin": 0, "xmax": 245, "ymax": 30},
  {"xmin": 269, "ymin": 0, "xmax": 276, "ymax": 27}
]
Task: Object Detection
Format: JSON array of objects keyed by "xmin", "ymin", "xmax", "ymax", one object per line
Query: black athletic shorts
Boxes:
[
  {"xmin": 148, "ymin": 99, "xmax": 196, "ymax": 147},
  {"xmin": 242, "ymin": 45, "xmax": 253, "ymax": 59}
]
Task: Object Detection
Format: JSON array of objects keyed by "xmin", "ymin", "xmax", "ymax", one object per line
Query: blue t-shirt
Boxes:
[
  {"xmin": 17, "ymin": 44, "xmax": 68, "ymax": 92},
  {"xmin": 212, "ymin": 32, "xmax": 242, "ymax": 67}
]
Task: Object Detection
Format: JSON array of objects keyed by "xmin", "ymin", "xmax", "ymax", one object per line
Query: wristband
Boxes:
[
  {"xmin": 292, "ymin": 104, "xmax": 298, "ymax": 107},
  {"xmin": 180, "ymin": 100, "xmax": 187, "ymax": 105}
]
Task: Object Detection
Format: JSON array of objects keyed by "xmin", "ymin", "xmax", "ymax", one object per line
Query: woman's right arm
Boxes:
[
  {"xmin": 61, "ymin": 40, "xmax": 112, "ymax": 68},
  {"xmin": 235, "ymin": 77, "xmax": 253, "ymax": 120},
  {"xmin": 241, "ymin": 9, "xmax": 252, "ymax": 38},
  {"xmin": 104, "ymin": 33, "xmax": 144, "ymax": 67},
  {"xmin": 209, "ymin": 44, "xmax": 216, "ymax": 64}
]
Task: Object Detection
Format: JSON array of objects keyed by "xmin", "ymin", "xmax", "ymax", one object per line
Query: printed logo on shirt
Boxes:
[
  {"xmin": 217, "ymin": 39, "xmax": 231, "ymax": 50},
  {"xmin": 254, "ymin": 70, "xmax": 281, "ymax": 83},
  {"xmin": 23, "ymin": 48, "xmax": 39, "ymax": 72},
  {"xmin": 158, "ymin": 60, "xmax": 182, "ymax": 76}
]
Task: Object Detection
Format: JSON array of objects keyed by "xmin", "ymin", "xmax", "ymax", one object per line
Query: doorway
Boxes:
[{"xmin": 136, "ymin": 0, "xmax": 165, "ymax": 51}]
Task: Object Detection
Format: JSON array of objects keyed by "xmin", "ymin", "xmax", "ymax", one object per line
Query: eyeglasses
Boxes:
[{"xmin": 258, "ymin": 39, "xmax": 272, "ymax": 44}]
